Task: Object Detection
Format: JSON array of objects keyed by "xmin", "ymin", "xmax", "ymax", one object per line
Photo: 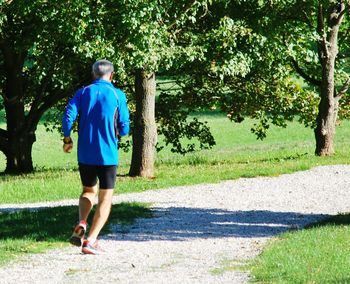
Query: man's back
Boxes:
[{"xmin": 63, "ymin": 79, "xmax": 130, "ymax": 166}]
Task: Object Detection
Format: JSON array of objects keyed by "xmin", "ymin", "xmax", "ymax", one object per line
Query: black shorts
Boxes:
[{"xmin": 78, "ymin": 163, "xmax": 117, "ymax": 189}]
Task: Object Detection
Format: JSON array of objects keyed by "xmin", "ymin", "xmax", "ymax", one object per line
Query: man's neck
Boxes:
[{"xmin": 96, "ymin": 74, "xmax": 112, "ymax": 82}]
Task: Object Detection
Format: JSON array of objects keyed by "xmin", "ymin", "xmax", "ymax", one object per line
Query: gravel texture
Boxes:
[{"xmin": 1, "ymin": 165, "xmax": 350, "ymax": 283}]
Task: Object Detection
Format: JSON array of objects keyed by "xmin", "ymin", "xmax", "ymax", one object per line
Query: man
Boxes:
[{"xmin": 62, "ymin": 59, "xmax": 130, "ymax": 254}]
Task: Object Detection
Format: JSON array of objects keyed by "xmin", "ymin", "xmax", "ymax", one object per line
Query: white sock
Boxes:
[{"xmin": 87, "ymin": 237, "xmax": 96, "ymax": 244}]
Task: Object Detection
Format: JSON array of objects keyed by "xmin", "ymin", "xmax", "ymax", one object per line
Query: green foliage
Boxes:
[
  {"xmin": 2, "ymin": 115, "xmax": 350, "ymax": 204},
  {"xmin": 173, "ymin": 0, "xmax": 350, "ymax": 141},
  {"xmin": 0, "ymin": 0, "xmax": 99, "ymax": 135},
  {"xmin": 206, "ymin": 16, "xmax": 255, "ymax": 78},
  {"xmin": 156, "ymin": 89, "xmax": 216, "ymax": 154},
  {"xmin": 2, "ymin": 0, "xmax": 350, "ymax": 163},
  {"xmin": 100, "ymin": 0, "xmax": 217, "ymax": 155},
  {"xmin": 15, "ymin": 0, "xmax": 215, "ymax": 156}
]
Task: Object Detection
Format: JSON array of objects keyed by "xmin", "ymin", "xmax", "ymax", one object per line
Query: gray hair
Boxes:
[{"xmin": 92, "ymin": 59, "xmax": 114, "ymax": 78}]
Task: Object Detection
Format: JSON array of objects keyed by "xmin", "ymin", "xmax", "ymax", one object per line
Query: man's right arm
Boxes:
[{"xmin": 62, "ymin": 90, "xmax": 81, "ymax": 152}]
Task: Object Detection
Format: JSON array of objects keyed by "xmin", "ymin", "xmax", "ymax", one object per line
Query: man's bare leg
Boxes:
[
  {"xmin": 70, "ymin": 186, "xmax": 97, "ymax": 247},
  {"xmin": 87, "ymin": 189, "xmax": 114, "ymax": 240},
  {"xmin": 79, "ymin": 186, "xmax": 98, "ymax": 221}
]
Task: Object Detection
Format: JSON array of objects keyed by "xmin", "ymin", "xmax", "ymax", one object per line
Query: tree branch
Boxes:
[
  {"xmin": 335, "ymin": 77, "xmax": 350, "ymax": 98},
  {"xmin": 317, "ymin": 4, "xmax": 329, "ymax": 59},
  {"xmin": 282, "ymin": 33, "xmax": 321, "ymax": 87},
  {"xmin": 334, "ymin": 2, "xmax": 347, "ymax": 25},
  {"xmin": 317, "ymin": 4, "xmax": 325, "ymax": 34},
  {"xmin": 290, "ymin": 58, "xmax": 322, "ymax": 86},
  {"xmin": 167, "ymin": 0, "xmax": 197, "ymax": 30},
  {"xmin": 301, "ymin": 9, "xmax": 314, "ymax": 29},
  {"xmin": 26, "ymin": 65, "xmax": 91, "ymax": 131},
  {"xmin": 25, "ymin": 89, "xmax": 71, "ymax": 133}
]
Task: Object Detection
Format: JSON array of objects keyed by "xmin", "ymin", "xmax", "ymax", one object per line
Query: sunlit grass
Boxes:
[
  {"xmin": 0, "ymin": 202, "xmax": 152, "ymax": 265},
  {"xmin": 251, "ymin": 214, "xmax": 350, "ymax": 283},
  {"xmin": 1, "ymin": 113, "xmax": 350, "ymax": 275},
  {"xmin": 1, "ymin": 114, "xmax": 350, "ymax": 203}
]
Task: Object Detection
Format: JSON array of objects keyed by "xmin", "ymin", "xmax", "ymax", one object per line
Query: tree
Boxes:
[
  {"xmin": 98, "ymin": 0, "xmax": 214, "ymax": 177},
  {"xmin": 176, "ymin": 0, "xmax": 350, "ymax": 156},
  {"xmin": 0, "ymin": 1, "xmax": 109, "ymax": 174},
  {"xmin": 265, "ymin": 0, "xmax": 350, "ymax": 155},
  {"xmin": 0, "ymin": 0, "xmax": 217, "ymax": 177}
]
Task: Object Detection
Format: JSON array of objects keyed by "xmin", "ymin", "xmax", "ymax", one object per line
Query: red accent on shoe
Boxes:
[
  {"xmin": 69, "ymin": 221, "xmax": 87, "ymax": 247},
  {"xmin": 82, "ymin": 239, "xmax": 102, "ymax": 255}
]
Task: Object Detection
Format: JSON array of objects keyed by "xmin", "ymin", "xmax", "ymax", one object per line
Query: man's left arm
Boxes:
[{"xmin": 62, "ymin": 91, "xmax": 81, "ymax": 152}]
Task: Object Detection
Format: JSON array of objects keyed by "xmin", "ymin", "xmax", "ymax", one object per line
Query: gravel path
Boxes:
[{"xmin": 1, "ymin": 165, "xmax": 350, "ymax": 283}]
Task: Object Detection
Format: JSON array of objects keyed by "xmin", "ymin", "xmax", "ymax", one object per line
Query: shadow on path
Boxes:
[
  {"xmin": 109, "ymin": 207, "xmax": 331, "ymax": 241},
  {"xmin": 0, "ymin": 203, "xmax": 335, "ymax": 243},
  {"xmin": 0, "ymin": 203, "xmax": 151, "ymax": 241}
]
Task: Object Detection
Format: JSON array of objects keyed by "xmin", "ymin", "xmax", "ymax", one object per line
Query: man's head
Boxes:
[{"xmin": 92, "ymin": 59, "xmax": 114, "ymax": 81}]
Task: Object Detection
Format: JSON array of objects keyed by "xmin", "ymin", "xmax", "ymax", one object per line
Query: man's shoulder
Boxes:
[
  {"xmin": 75, "ymin": 84, "xmax": 94, "ymax": 95},
  {"xmin": 106, "ymin": 86, "xmax": 127, "ymax": 101},
  {"xmin": 113, "ymin": 87, "xmax": 127, "ymax": 99},
  {"xmin": 77, "ymin": 82, "xmax": 127, "ymax": 101}
]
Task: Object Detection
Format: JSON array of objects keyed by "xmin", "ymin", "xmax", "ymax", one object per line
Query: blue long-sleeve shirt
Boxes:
[{"xmin": 62, "ymin": 79, "xmax": 130, "ymax": 166}]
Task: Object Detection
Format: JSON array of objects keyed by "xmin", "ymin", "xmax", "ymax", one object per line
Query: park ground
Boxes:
[{"xmin": 1, "ymin": 114, "xmax": 350, "ymax": 282}]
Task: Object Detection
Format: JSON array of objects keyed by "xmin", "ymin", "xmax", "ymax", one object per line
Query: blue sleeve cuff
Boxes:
[{"xmin": 118, "ymin": 122, "xmax": 130, "ymax": 136}]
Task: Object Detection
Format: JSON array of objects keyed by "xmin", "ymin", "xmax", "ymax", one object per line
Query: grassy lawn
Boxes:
[
  {"xmin": 0, "ymin": 202, "xmax": 152, "ymax": 265},
  {"xmin": 251, "ymin": 214, "xmax": 350, "ymax": 283},
  {"xmin": 1, "ymin": 113, "xmax": 350, "ymax": 204},
  {"xmin": 1, "ymin": 113, "xmax": 350, "ymax": 276}
]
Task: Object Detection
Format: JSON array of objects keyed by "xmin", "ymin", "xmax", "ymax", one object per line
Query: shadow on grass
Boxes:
[
  {"xmin": 0, "ymin": 202, "xmax": 152, "ymax": 242},
  {"xmin": 328, "ymin": 279, "xmax": 350, "ymax": 284},
  {"xmin": 305, "ymin": 213, "xmax": 350, "ymax": 229},
  {"xmin": 0, "ymin": 167, "xmax": 79, "ymax": 179},
  {"xmin": 156, "ymin": 152, "xmax": 311, "ymax": 168},
  {"xmin": 1, "ymin": 205, "xmax": 345, "ymax": 243},
  {"xmin": 0, "ymin": 168, "xmax": 132, "ymax": 179},
  {"xmin": 235, "ymin": 152, "xmax": 310, "ymax": 165},
  {"xmin": 109, "ymin": 207, "xmax": 331, "ymax": 241}
]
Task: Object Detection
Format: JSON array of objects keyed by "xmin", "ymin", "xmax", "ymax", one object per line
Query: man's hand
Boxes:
[{"xmin": 63, "ymin": 137, "xmax": 73, "ymax": 153}]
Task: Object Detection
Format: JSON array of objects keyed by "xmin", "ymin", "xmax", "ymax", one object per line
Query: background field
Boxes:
[
  {"xmin": 1, "ymin": 113, "xmax": 350, "ymax": 281},
  {"xmin": 1, "ymin": 112, "xmax": 350, "ymax": 204}
]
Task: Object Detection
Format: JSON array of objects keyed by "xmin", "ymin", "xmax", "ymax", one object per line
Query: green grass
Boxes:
[
  {"xmin": 1, "ymin": 114, "xmax": 350, "ymax": 203},
  {"xmin": 1, "ymin": 113, "xmax": 350, "ymax": 273},
  {"xmin": 251, "ymin": 214, "xmax": 350, "ymax": 283},
  {"xmin": 210, "ymin": 258, "xmax": 250, "ymax": 275},
  {"xmin": 0, "ymin": 202, "xmax": 152, "ymax": 265}
]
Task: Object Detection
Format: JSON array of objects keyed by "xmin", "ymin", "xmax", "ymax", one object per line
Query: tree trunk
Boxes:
[
  {"xmin": 4, "ymin": 85, "xmax": 36, "ymax": 174},
  {"xmin": 1, "ymin": 41, "xmax": 36, "ymax": 173},
  {"xmin": 314, "ymin": 81, "xmax": 337, "ymax": 156},
  {"xmin": 5, "ymin": 131, "xmax": 36, "ymax": 174},
  {"xmin": 314, "ymin": 50, "xmax": 338, "ymax": 156},
  {"xmin": 314, "ymin": 3, "xmax": 345, "ymax": 156},
  {"xmin": 129, "ymin": 69, "xmax": 157, "ymax": 178}
]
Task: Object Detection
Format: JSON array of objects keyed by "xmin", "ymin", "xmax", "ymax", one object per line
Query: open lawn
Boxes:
[
  {"xmin": 1, "ymin": 113, "xmax": 350, "ymax": 279},
  {"xmin": 251, "ymin": 214, "xmax": 350, "ymax": 283},
  {"xmin": 1, "ymin": 113, "xmax": 350, "ymax": 204}
]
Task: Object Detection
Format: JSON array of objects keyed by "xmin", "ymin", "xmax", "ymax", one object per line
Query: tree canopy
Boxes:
[
  {"xmin": 0, "ymin": 0, "xmax": 215, "ymax": 174},
  {"xmin": 2, "ymin": 0, "xmax": 350, "ymax": 174},
  {"xmin": 171, "ymin": 0, "xmax": 350, "ymax": 154}
]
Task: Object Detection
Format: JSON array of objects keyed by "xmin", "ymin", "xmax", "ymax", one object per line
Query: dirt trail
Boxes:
[{"xmin": 0, "ymin": 165, "xmax": 349, "ymax": 284}]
